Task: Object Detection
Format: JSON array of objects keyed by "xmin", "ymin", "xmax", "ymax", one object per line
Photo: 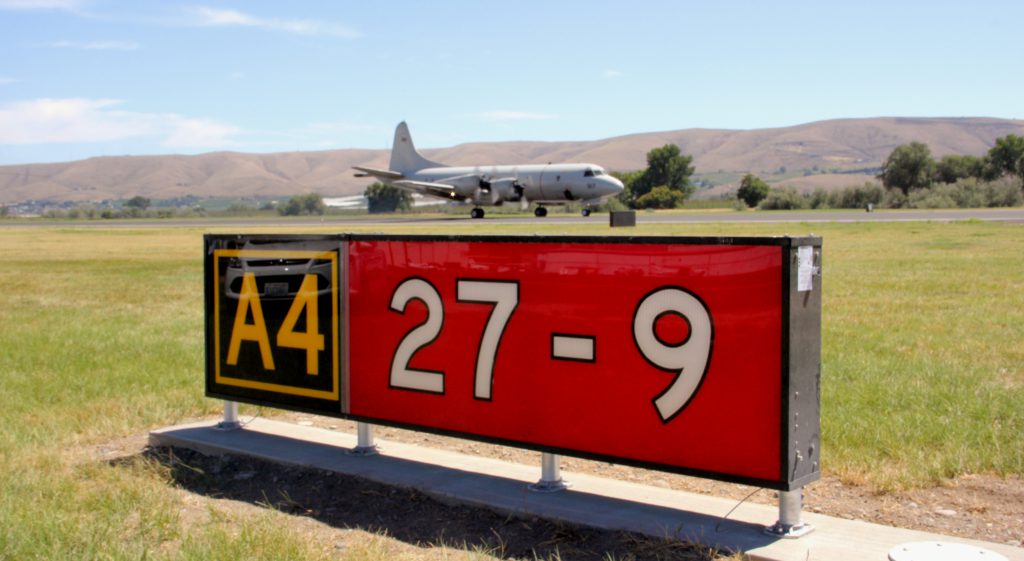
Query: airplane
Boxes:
[{"xmin": 353, "ymin": 122, "xmax": 624, "ymax": 218}]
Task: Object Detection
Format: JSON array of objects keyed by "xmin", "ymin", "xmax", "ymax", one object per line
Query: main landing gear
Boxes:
[
  {"xmin": 471, "ymin": 208, "xmax": 485, "ymax": 219},
  {"xmin": 581, "ymin": 208, "xmax": 592, "ymax": 217},
  {"xmin": 534, "ymin": 207, "xmax": 548, "ymax": 217}
]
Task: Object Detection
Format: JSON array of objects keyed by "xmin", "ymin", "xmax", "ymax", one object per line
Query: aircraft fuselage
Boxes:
[{"xmin": 405, "ymin": 163, "xmax": 622, "ymax": 206}]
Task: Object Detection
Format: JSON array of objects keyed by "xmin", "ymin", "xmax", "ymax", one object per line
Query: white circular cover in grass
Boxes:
[{"xmin": 888, "ymin": 541, "xmax": 1007, "ymax": 561}]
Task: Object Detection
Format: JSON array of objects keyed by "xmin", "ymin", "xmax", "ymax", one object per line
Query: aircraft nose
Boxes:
[{"xmin": 604, "ymin": 175, "xmax": 625, "ymax": 196}]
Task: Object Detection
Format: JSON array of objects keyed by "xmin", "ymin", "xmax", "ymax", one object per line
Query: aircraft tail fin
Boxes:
[{"xmin": 389, "ymin": 121, "xmax": 445, "ymax": 174}]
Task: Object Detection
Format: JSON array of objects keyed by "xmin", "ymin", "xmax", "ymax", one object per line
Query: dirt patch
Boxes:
[{"xmin": 272, "ymin": 414, "xmax": 1023, "ymax": 549}]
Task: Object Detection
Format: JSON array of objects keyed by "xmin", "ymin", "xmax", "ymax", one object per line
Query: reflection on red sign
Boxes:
[{"xmin": 348, "ymin": 240, "xmax": 784, "ymax": 484}]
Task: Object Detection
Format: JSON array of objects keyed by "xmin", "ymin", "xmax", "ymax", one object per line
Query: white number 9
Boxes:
[{"xmin": 632, "ymin": 287, "xmax": 714, "ymax": 423}]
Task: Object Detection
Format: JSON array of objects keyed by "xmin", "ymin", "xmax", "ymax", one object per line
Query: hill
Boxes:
[{"xmin": 2, "ymin": 117, "xmax": 1022, "ymax": 204}]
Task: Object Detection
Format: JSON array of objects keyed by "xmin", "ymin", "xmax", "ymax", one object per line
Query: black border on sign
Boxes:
[
  {"xmin": 203, "ymin": 233, "xmax": 822, "ymax": 491},
  {"xmin": 203, "ymin": 234, "xmax": 346, "ymax": 417},
  {"xmin": 347, "ymin": 233, "xmax": 820, "ymax": 246}
]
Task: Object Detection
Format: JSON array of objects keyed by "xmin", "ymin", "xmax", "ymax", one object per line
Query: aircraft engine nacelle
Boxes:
[
  {"xmin": 444, "ymin": 175, "xmax": 488, "ymax": 198},
  {"xmin": 490, "ymin": 179, "xmax": 524, "ymax": 202}
]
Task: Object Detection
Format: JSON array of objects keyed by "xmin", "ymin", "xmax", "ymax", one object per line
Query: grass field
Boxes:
[{"xmin": 0, "ymin": 219, "xmax": 1021, "ymax": 560}]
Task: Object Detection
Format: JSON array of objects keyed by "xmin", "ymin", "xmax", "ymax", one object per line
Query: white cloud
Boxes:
[
  {"xmin": 0, "ymin": 98, "xmax": 239, "ymax": 149},
  {"xmin": 0, "ymin": 76, "xmax": 22, "ymax": 84},
  {"xmin": 192, "ymin": 7, "xmax": 361, "ymax": 38},
  {"xmin": 603, "ymin": 69, "xmax": 623, "ymax": 78},
  {"xmin": 477, "ymin": 111, "xmax": 557, "ymax": 121},
  {"xmin": 0, "ymin": 0, "xmax": 84, "ymax": 10},
  {"xmin": 0, "ymin": 99, "xmax": 152, "ymax": 143},
  {"xmin": 46, "ymin": 40, "xmax": 139, "ymax": 50},
  {"xmin": 162, "ymin": 117, "xmax": 239, "ymax": 148}
]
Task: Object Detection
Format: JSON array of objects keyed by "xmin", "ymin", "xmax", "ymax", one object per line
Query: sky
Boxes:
[{"xmin": 0, "ymin": 0, "xmax": 1022, "ymax": 165}]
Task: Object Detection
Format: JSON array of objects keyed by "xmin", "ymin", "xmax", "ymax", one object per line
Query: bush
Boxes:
[
  {"xmin": 736, "ymin": 174, "xmax": 770, "ymax": 207},
  {"xmin": 599, "ymin": 196, "xmax": 629, "ymax": 212},
  {"xmin": 365, "ymin": 183, "xmax": 412, "ymax": 214},
  {"xmin": 279, "ymin": 193, "xmax": 326, "ymax": 216},
  {"xmin": 882, "ymin": 189, "xmax": 909, "ymax": 209},
  {"xmin": 982, "ymin": 177, "xmax": 1024, "ymax": 207},
  {"xmin": 758, "ymin": 187, "xmax": 808, "ymax": 210},
  {"xmin": 905, "ymin": 178, "xmax": 1023, "ymax": 209},
  {"xmin": 907, "ymin": 189, "xmax": 957, "ymax": 209},
  {"xmin": 635, "ymin": 185, "xmax": 684, "ymax": 209},
  {"xmin": 829, "ymin": 183, "xmax": 884, "ymax": 209},
  {"xmin": 808, "ymin": 189, "xmax": 830, "ymax": 209}
]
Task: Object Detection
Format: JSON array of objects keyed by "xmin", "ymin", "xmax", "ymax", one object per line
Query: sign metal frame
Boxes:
[{"xmin": 204, "ymin": 233, "xmax": 821, "ymax": 491}]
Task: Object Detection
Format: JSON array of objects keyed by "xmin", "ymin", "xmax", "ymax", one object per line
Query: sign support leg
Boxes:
[
  {"xmin": 765, "ymin": 488, "xmax": 813, "ymax": 537},
  {"xmin": 216, "ymin": 400, "xmax": 242, "ymax": 431},
  {"xmin": 348, "ymin": 422, "xmax": 379, "ymax": 456},
  {"xmin": 529, "ymin": 452, "xmax": 570, "ymax": 493}
]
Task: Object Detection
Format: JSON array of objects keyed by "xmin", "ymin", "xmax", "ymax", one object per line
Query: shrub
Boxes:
[
  {"xmin": 736, "ymin": 174, "xmax": 770, "ymax": 207},
  {"xmin": 882, "ymin": 189, "xmax": 909, "ymax": 209},
  {"xmin": 829, "ymin": 183, "xmax": 884, "ymax": 209},
  {"xmin": 904, "ymin": 179, "xmax": 1023, "ymax": 209},
  {"xmin": 758, "ymin": 187, "xmax": 807, "ymax": 210},
  {"xmin": 808, "ymin": 189, "xmax": 830, "ymax": 209},
  {"xmin": 635, "ymin": 185, "xmax": 684, "ymax": 209},
  {"xmin": 908, "ymin": 188, "xmax": 957, "ymax": 209}
]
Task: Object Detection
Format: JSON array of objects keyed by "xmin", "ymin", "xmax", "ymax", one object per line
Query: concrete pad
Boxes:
[{"xmin": 150, "ymin": 418, "xmax": 1023, "ymax": 561}]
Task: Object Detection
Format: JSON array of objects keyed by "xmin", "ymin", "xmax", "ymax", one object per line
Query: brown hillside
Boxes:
[{"xmin": 1, "ymin": 117, "xmax": 1022, "ymax": 203}]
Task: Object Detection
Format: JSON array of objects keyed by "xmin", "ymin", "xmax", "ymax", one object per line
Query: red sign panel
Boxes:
[
  {"xmin": 347, "ymin": 240, "xmax": 787, "ymax": 484},
  {"xmin": 205, "ymin": 234, "xmax": 821, "ymax": 490}
]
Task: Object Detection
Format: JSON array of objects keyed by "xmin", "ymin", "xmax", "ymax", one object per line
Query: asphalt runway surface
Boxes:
[{"xmin": 3, "ymin": 208, "xmax": 1024, "ymax": 229}]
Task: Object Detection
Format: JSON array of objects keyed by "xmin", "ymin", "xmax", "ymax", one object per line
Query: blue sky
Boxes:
[{"xmin": 1, "ymin": 0, "xmax": 1021, "ymax": 164}]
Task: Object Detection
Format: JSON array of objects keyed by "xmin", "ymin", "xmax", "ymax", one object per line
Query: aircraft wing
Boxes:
[
  {"xmin": 352, "ymin": 166, "xmax": 404, "ymax": 180},
  {"xmin": 392, "ymin": 179, "xmax": 464, "ymax": 201}
]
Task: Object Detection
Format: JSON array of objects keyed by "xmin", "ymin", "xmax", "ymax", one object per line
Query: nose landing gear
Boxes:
[
  {"xmin": 471, "ymin": 208, "xmax": 485, "ymax": 219},
  {"xmin": 534, "ymin": 206, "xmax": 548, "ymax": 217}
]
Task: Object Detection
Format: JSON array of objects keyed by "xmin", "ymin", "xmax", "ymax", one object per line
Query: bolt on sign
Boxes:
[{"xmin": 205, "ymin": 234, "xmax": 822, "ymax": 491}]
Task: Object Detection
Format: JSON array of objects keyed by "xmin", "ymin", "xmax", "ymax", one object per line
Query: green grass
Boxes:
[{"xmin": 0, "ymin": 219, "xmax": 1022, "ymax": 558}]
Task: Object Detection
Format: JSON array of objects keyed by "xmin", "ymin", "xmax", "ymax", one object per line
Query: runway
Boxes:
[{"xmin": 2, "ymin": 208, "xmax": 1023, "ymax": 229}]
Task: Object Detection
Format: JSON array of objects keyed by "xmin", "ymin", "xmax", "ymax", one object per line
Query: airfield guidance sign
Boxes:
[{"xmin": 205, "ymin": 234, "xmax": 822, "ymax": 490}]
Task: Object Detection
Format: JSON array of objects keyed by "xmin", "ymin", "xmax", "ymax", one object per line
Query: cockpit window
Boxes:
[{"xmin": 584, "ymin": 168, "xmax": 604, "ymax": 177}]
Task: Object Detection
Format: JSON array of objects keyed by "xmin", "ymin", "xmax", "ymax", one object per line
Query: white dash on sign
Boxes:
[{"xmin": 551, "ymin": 334, "xmax": 596, "ymax": 362}]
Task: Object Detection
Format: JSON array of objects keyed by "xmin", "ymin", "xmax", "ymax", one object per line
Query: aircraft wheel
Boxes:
[
  {"xmin": 471, "ymin": 208, "xmax": 485, "ymax": 219},
  {"xmin": 581, "ymin": 208, "xmax": 591, "ymax": 217},
  {"xmin": 534, "ymin": 206, "xmax": 548, "ymax": 217}
]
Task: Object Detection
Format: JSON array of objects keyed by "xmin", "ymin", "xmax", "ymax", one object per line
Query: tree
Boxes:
[
  {"xmin": 987, "ymin": 134, "xmax": 1024, "ymax": 177},
  {"xmin": 610, "ymin": 170, "xmax": 642, "ymax": 207},
  {"xmin": 934, "ymin": 155, "xmax": 985, "ymax": 184},
  {"xmin": 736, "ymin": 173, "xmax": 770, "ymax": 207},
  {"xmin": 635, "ymin": 185, "xmax": 684, "ymax": 209},
  {"xmin": 365, "ymin": 182, "xmax": 412, "ymax": 213},
  {"xmin": 879, "ymin": 142, "xmax": 935, "ymax": 195},
  {"xmin": 278, "ymin": 193, "xmax": 326, "ymax": 216},
  {"xmin": 124, "ymin": 196, "xmax": 151, "ymax": 211},
  {"xmin": 632, "ymin": 144, "xmax": 695, "ymax": 200}
]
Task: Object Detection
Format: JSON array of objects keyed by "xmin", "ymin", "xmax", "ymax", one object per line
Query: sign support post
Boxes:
[
  {"xmin": 217, "ymin": 400, "xmax": 241, "ymax": 431},
  {"xmin": 349, "ymin": 422, "xmax": 379, "ymax": 456},
  {"xmin": 765, "ymin": 489, "xmax": 813, "ymax": 537},
  {"xmin": 529, "ymin": 452, "xmax": 569, "ymax": 493}
]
